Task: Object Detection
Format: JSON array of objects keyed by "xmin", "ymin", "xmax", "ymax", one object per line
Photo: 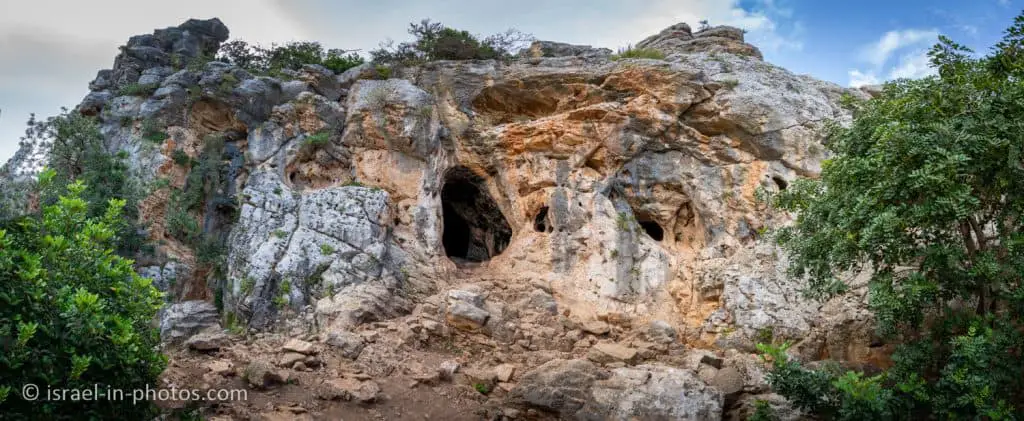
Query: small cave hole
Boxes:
[
  {"xmin": 639, "ymin": 220, "xmax": 665, "ymax": 242},
  {"xmin": 441, "ymin": 167, "xmax": 513, "ymax": 263},
  {"xmin": 772, "ymin": 175, "xmax": 788, "ymax": 190},
  {"xmin": 534, "ymin": 206, "xmax": 550, "ymax": 233}
]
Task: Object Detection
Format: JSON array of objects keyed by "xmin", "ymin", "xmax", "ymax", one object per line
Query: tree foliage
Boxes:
[
  {"xmin": 216, "ymin": 40, "xmax": 364, "ymax": 75},
  {"xmin": 21, "ymin": 109, "xmax": 145, "ymax": 256},
  {"xmin": 370, "ymin": 19, "xmax": 533, "ymax": 64},
  {"xmin": 762, "ymin": 13, "xmax": 1024, "ymax": 420},
  {"xmin": 0, "ymin": 176, "xmax": 166, "ymax": 420}
]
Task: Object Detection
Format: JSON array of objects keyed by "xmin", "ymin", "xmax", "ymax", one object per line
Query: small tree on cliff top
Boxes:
[
  {"xmin": 370, "ymin": 19, "xmax": 533, "ymax": 64},
  {"xmin": 761, "ymin": 12, "xmax": 1024, "ymax": 420}
]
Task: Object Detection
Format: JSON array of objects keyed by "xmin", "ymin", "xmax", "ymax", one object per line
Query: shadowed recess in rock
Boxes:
[
  {"xmin": 533, "ymin": 206, "xmax": 551, "ymax": 233},
  {"xmin": 638, "ymin": 219, "xmax": 664, "ymax": 242},
  {"xmin": 441, "ymin": 166, "xmax": 512, "ymax": 262}
]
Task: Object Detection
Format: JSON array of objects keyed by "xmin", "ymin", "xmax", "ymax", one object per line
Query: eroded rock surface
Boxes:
[{"xmin": 3, "ymin": 17, "xmax": 878, "ymax": 420}]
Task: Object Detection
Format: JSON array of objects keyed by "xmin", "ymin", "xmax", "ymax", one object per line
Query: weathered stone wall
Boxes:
[{"xmin": 2, "ymin": 20, "xmax": 885, "ymax": 418}]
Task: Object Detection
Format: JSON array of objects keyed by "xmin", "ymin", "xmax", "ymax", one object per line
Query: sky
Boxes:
[{"xmin": 0, "ymin": 0, "xmax": 1019, "ymax": 163}]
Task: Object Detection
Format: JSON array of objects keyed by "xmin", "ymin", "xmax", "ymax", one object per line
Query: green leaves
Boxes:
[
  {"xmin": 764, "ymin": 11, "xmax": 1024, "ymax": 420},
  {"xmin": 0, "ymin": 185, "xmax": 165, "ymax": 419}
]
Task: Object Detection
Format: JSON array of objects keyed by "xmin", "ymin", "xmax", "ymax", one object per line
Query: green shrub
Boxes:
[
  {"xmin": 762, "ymin": 14, "xmax": 1024, "ymax": 419},
  {"xmin": 0, "ymin": 178, "xmax": 166, "ymax": 419},
  {"xmin": 370, "ymin": 19, "xmax": 533, "ymax": 64},
  {"xmin": 303, "ymin": 130, "xmax": 331, "ymax": 148},
  {"xmin": 118, "ymin": 82, "xmax": 159, "ymax": 97},
  {"xmin": 749, "ymin": 399, "xmax": 781, "ymax": 421},
  {"xmin": 166, "ymin": 201, "xmax": 201, "ymax": 244},
  {"xmin": 611, "ymin": 46, "xmax": 665, "ymax": 60},
  {"xmin": 141, "ymin": 119, "xmax": 169, "ymax": 143},
  {"xmin": 319, "ymin": 244, "xmax": 335, "ymax": 255},
  {"xmin": 473, "ymin": 382, "xmax": 491, "ymax": 395},
  {"xmin": 171, "ymin": 149, "xmax": 191, "ymax": 167},
  {"xmin": 216, "ymin": 40, "xmax": 365, "ymax": 75}
]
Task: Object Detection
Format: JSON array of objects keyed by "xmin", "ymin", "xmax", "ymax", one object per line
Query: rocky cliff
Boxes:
[{"xmin": 5, "ymin": 18, "xmax": 882, "ymax": 420}]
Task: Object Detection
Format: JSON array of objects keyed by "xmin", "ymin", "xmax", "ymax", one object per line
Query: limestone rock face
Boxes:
[
  {"xmin": 637, "ymin": 24, "xmax": 763, "ymax": 59},
  {"xmin": 2, "ymin": 20, "xmax": 881, "ymax": 416}
]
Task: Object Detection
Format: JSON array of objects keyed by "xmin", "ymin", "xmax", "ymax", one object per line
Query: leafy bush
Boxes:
[
  {"xmin": 762, "ymin": 13, "xmax": 1024, "ymax": 420},
  {"xmin": 370, "ymin": 19, "xmax": 533, "ymax": 65},
  {"xmin": 611, "ymin": 45, "xmax": 665, "ymax": 60},
  {"xmin": 171, "ymin": 149, "xmax": 191, "ymax": 167},
  {"xmin": 216, "ymin": 40, "xmax": 364, "ymax": 75},
  {"xmin": 0, "ymin": 177, "xmax": 166, "ymax": 420}
]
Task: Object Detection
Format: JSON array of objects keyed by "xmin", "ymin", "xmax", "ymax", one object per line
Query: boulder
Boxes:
[
  {"xmin": 511, "ymin": 359, "xmax": 605, "ymax": 414},
  {"xmin": 282, "ymin": 339, "xmax": 316, "ymax": 355},
  {"xmin": 184, "ymin": 331, "xmax": 231, "ymax": 351},
  {"xmin": 324, "ymin": 331, "xmax": 365, "ymax": 359},
  {"xmin": 588, "ymin": 343, "xmax": 639, "ymax": 364},
  {"xmin": 579, "ymin": 365, "xmax": 724, "ymax": 421},
  {"xmin": 317, "ymin": 378, "xmax": 380, "ymax": 403},
  {"xmin": 445, "ymin": 290, "xmax": 490, "ymax": 330},
  {"xmin": 520, "ymin": 40, "xmax": 612, "ymax": 58},
  {"xmin": 647, "ymin": 320, "xmax": 677, "ymax": 344},
  {"xmin": 243, "ymin": 360, "xmax": 287, "ymax": 389},
  {"xmin": 580, "ymin": 320, "xmax": 611, "ymax": 335},
  {"xmin": 159, "ymin": 301, "xmax": 220, "ymax": 344},
  {"xmin": 514, "ymin": 360, "xmax": 722, "ymax": 420}
]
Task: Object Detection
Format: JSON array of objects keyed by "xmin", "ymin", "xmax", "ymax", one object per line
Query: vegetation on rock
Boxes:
[
  {"xmin": 370, "ymin": 19, "xmax": 533, "ymax": 64},
  {"xmin": 20, "ymin": 109, "xmax": 146, "ymax": 257},
  {"xmin": 216, "ymin": 40, "xmax": 364, "ymax": 75},
  {"xmin": 610, "ymin": 45, "xmax": 666, "ymax": 60},
  {"xmin": 0, "ymin": 176, "xmax": 166, "ymax": 420},
  {"xmin": 761, "ymin": 13, "xmax": 1024, "ymax": 420}
]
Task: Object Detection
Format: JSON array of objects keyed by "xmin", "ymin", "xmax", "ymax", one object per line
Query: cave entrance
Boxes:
[
  {"xmin": 639, "ymin": 220, "xmax": 665, "ymax": 241},
  {"xmin": 441, "ymin": 167, "xmax": 512, "ymax": 263},
  {"xmin": 534, "ymin": 206, "xmax": 550, "ymax": 233}
]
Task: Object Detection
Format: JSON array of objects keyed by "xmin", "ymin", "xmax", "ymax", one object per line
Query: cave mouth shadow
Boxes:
[{"xmin": 441, "ymin": 167, "xmax": 512, "ymax": 263}]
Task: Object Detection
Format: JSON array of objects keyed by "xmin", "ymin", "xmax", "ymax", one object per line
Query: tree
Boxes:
[
  {"xmin": 215, "ymin": 40, "xmax": 364, "ymax": 75},
  {"xmin": 370, "ymin": 19, "xmax": 533, "ymax": 64},
  {"xmin": 0, "ymin": 176, "xmax": 166, "ymax": 420},
  {"xmin": 762, "ymin": 13, "xmax": 1024, "ymax": 420},
  {"xmin": 22, "ymin": 109, "xmax": 145, "ymax": 257}
]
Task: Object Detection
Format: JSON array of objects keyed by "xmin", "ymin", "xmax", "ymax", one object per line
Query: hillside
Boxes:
[{"xmin": 2, "ymin": 17, "xmax": 880, "ymax": 421}]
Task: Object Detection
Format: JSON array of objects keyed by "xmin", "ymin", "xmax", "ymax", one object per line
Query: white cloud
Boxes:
[
  {"xmin": 0, "ymin": 0, "xmax": 305, "ymax": 163},
  {"xmin": 848, "ymin": 70, "xmax": 881, "ymax": 88},
  {"xmin": 859, "ymin": 29, "xmax": 939, "ymax": 67},
  {"xmin": 888, "ymin": 50, "xmax": 937, "ymax": 80},
  {"xmin": 847, "ymin": 28, "xmax": 939, "ymax": 87}
]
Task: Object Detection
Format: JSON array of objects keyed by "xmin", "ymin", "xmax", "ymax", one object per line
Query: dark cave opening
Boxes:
[
  {"xmin": 441, "ymin": 167, "xmax": 512, "ymax": 263},
  {"xmin": 772, "ymin": 175, "xmax": 788, "ymax": 190},
  {"xmin": 639, "ymin": 220, "xmax": 665, "ymax": 242},
  {"xmin": 534, "ymin": 206, "xmax": 550, "ymax": 232}
]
